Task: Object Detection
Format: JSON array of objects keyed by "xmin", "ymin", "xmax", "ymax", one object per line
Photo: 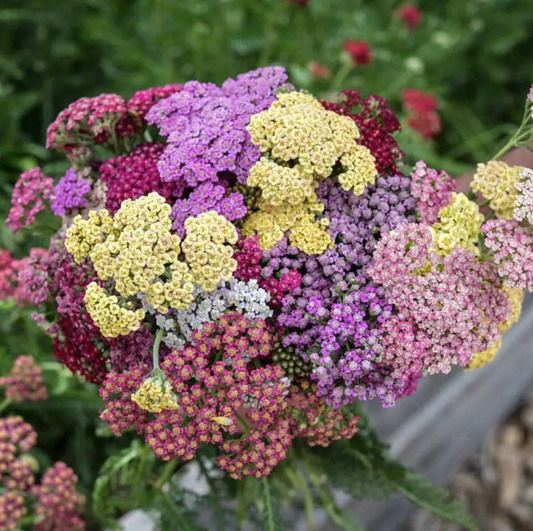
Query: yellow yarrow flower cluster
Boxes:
[
  {"xmin": 242, "ymin": 197, "xmax": 332, "ymax": 254},
  {"xmin": 181, "ymin": 211, "xmax": 238, "ymax": 292},
  {"xmin": 468, "ymin": 287, "xmax": 524, "ymax": 369},
  {"xmin": 471, "ymin": 161, "xmax": 523, "ymax": 219},
  {"xmin": 66, "ymin": 193, "xmax": 195, "ymax": 321},
  {"xmin": 430, "ymin": 192, "xmax": 484, "ymax": 257},
  {"xmin": 247, "ymin": 91, "xmax": 375, "ymax": 193},
  {"xmin": 84, "ymin": 283, "xmax": 145, "ymax": 338},
  {"xmin": 244, "ymin": 91, "xmax": 376, "ymax": 253},
  {"xmin": 131, "ymin": 370, "xmax": 179, "ymax": 413}
]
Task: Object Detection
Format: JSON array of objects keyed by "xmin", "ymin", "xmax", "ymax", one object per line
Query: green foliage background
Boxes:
[{"xmin": 0, "ymin": 0, "xmax": 532, "ymax": 528}]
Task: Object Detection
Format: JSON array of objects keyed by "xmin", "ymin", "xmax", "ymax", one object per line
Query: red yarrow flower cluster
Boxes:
[
  {"xmin": 401, "ymin": 89, "xmax": 441, "ymax": 140},
  {"xmin": 116, "ymin": 84, "xmax": 183, "ymax": 136},
  {"xmin": 234, "ymin": 236, "xmax": 302, "ymax": 307},
  {"xmin": 344, "ymin": 40, "xmax": 372, "ymax": 66},
  {"xmin": 396, "ymin": 4, "xmax": 422, "ymax": 30},
  {"xmin": 48, "ymin": 247, "xmax": 108, "ymax": 383},
  {"xmin": 0, "ymin": 251, "xmax": 31, "ymax": 304},
  {"xmin": 7, "ymin": 167, "xmax": 54, "ymax": 233},
  {"xmin": 321, "ymin": 90, "xmax": 403, "ymax": 174},
  {"xmin": 0, "ymin": 492, "xmax": 26, "ymax": 531},
  {"xmin": 0, "ymin": 355, "xmax": 47, "ymax": 403},
  {"xmin": 101, "ymin": 314, "xmax": 293, "ymax": 479},
  {"xmin": 100, "ymin": 143, "xmax": 182, "ymax": 214},
  {"xmin": 0, "ymin": 416, "xmax": 85, "ymax": 531}
]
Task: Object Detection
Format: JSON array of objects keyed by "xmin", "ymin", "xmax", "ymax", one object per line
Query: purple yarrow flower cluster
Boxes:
[
  {"xmin": 7, "ymin": 168, "xmax": 54, "ymax": 233},
  {"xmin": 309, "ymin": 286, "xmax": 395, "ymax": 407},
  {"xmin": 410, "ymin": 161, "xmax": 456, "ymax": 224},
  {"xmin": 146, "ymin": 67, "xmax": 288, "ymax": 187},
  {"xmin": 51, "ymin": 169, "xmax": 91, "ymax": 217},
  {"xmin": 172, "ymin": 182, "xmax": 247, "ymax": 237},
  {"xmin": 268, "ymin": 176, "xmax": 417, "ymax": 353},
  {"xmin": 483, "ymin": 218, "xmax": 533, "ymax": 291}
]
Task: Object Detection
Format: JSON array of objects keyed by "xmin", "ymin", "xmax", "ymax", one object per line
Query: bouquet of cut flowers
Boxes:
[{"xmin": 4, "ymin": 67, "xmax": 533, "ymax": 530}]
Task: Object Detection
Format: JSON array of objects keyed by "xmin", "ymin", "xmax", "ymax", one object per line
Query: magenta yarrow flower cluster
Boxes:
[{"xmin": 5, "ymin": 67, "xmax": 532, "ymax": 479}]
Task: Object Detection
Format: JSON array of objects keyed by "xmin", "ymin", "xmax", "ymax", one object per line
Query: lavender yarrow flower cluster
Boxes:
[
  {"xmin": 307, "ymin": 286, "xmax": 395, "ymax": 408},
  {"xmin": 146, "ymin": 67, "xmax": 288, "ymax": 187},
  {"xmin": 172, "ymin": 182, "xmax": 247, "ymax": 237},
  {"xmin": 51, "ymin": 169, "xmax": 92, "ymax": 217},
  {"xmin": 156, "ymin": 279, "xmax": 273, "ymax": 350},
  {"xmin": 267, "ymin": 176, "xmax": 417, "ymax": 352}
]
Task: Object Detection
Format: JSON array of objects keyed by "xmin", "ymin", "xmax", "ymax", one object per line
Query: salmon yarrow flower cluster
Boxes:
[{"xmin": 6, "ymin": 67, "xmax": 533, "ymax": 482}]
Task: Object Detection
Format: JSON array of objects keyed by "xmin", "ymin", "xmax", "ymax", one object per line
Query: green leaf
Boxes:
[
  {"xmin": 257, "ymin": 476, "xmax": 283, "ymax": 531},
  {"xmin": 396, "ymin": 471, "xmax": 478, "ymax": 531}
]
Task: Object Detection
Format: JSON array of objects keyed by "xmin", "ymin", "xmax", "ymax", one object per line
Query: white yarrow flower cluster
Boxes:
[
  {"xmin": 157, "ymin": 279, "xmax": 273, "ymax": 350},
  {"xmin": 514, "ymin": 168, "xmax": 533, "ymax": 225}
]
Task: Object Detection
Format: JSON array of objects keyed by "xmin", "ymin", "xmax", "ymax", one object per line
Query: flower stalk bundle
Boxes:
[{"xmin": 4, "ymin": 67, "xmax": 533, "ymax": 529}]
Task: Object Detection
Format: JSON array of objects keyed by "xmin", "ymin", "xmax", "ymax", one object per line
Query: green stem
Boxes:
[
  {"xmin": 154, "ymin": 458, "xmax": 180, "ymax": 491},
  {"xmin": 331, "ymin": 61, "xmax": 353, "ymax": 91},
  {"xmin": 0, "ymin": 399, "xmax": 12, "ymax": 415},
  {"xmin": 298, "ymin": 469, "xmax": 316, "ymax": 531},
  {"xmin": 152, "ymin": 328, "xmax": 164, "ymax": 370},
  {"xmin": 493, "ymin": 138, "xmax": 516, "ymax": 160},
  {"xmin": 493, "ymin": 100, "xmax": 532, "ymax": 159}
]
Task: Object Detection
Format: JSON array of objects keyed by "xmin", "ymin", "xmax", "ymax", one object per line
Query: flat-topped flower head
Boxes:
[
  {"xmin": 472, "ymin": 161, "xmax": 523, "ymax": 219},
  {"xmin": 483, "ymin": 219, "xmax": 533, "ymax": 291},
  {"xmin": 430, "ymin": 192, "xmax": 484, "ymax": 256},
  {"xmin": 131, "ymin": 369, "xmax": 179, "ymax": 413},
  {"xmin": 181, "ymin": 211, "xmax": 238, "ymax": 292},
  {"xmin": 514, "ymin": 167, "xmax": 533, "ymax": 225},
  {"xmin": 0, "ymin": 356, "xmax": 47, "ymax": 403},
  {"xmin": 410, "ymin": 161, "xmax": 456, "ymax": 224},
  {"xmin": 7, "ymin": 168, "xmax": 54, "ymax": 233}
]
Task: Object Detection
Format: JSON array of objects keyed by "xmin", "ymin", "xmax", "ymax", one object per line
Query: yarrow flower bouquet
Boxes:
[{"xmin": 4, "ymin": 66, "xmax": 533, "ymax": 530}]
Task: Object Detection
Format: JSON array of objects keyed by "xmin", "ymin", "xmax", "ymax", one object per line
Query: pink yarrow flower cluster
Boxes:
[
  {"xmin": 6, "ymin": 168, "xmax": 54, "ymax": 233},
  {"xmin": 0, "ymin": 416, "xmax": 86, "ymax": 531},
  {"xmin": 483, "ymin": 219, "xmax": 533, "ymax": 291},
  {"xmin": 410, "ymin": 161, "xmax": 456, "ymax": 224},
  {"xmin": 100, "ymin": 314, "xmax": 291, "ymax": 479},
  {"xmin": 0, "ymin": 355, "xmax": 47, "ymax": 403},
  {"xmin": 369, "ymin": 223, "xmax": 509, "ymax": 373}
]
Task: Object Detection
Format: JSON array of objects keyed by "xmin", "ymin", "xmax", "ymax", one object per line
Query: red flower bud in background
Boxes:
[
  {"xmin": 286, "ymin": 0, "xmax": 309, "ymax": 6},
  {"xmin": 344, "ymin": 40, "xmax": 372, "ymax": 66},
  {"xmin": 396, "ymin": 4, "xmax": 422, "ymax": 30},
  {"xmin": 308, "ymin": 61, "xmax": 331, "ymax": 80},
  {"xmin": 401, "ymin": 89, "xmax": 442, "ymax": 140}
]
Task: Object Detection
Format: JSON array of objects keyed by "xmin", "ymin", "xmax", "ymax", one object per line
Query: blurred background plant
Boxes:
[{"xmin": 1, "ymin": 0, "xmax": 533, "ymax": 527}]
